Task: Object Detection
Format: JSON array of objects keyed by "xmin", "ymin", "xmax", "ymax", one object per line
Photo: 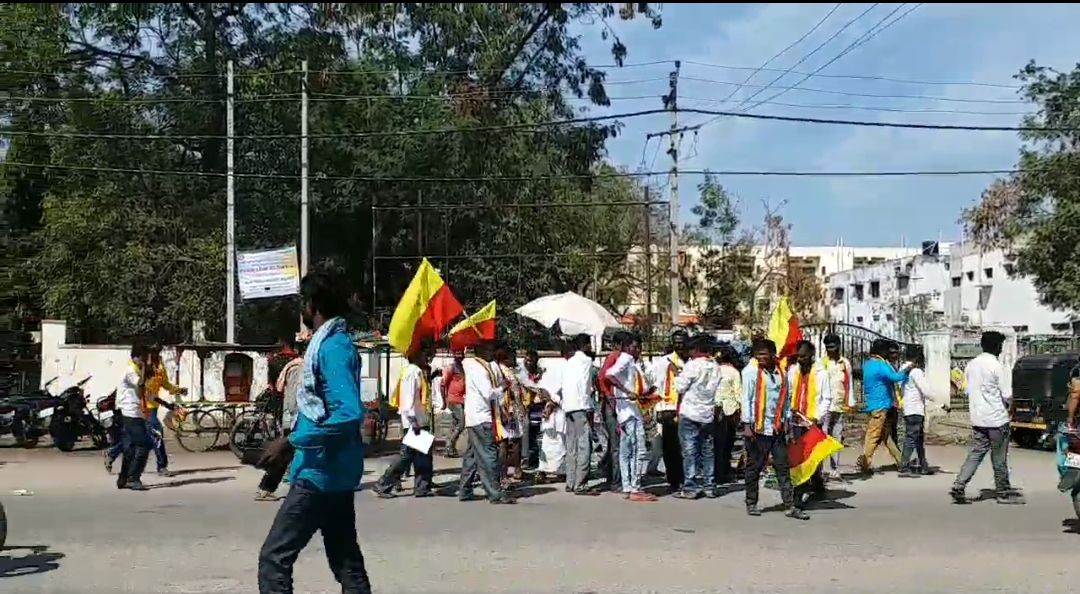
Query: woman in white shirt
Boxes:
[{"xmin": 899, "ymin": 345, "xmax": 936, "ymax": 477}]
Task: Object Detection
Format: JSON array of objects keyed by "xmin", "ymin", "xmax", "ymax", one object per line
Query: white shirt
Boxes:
[
  {"xmin": 715, "ymin": 364, "xmax": 742, "ymax": 417},
  {"xmin": 785, "ymin": 362, "xmax": 832, "ymax": 421},
  {"xmin": 901, "ymin": 367, "xmax": 935, "ymax": 418},
  {"xmin": 463, "ymin": 357, "xmax": 504, "ymax": 428},
  {"xmin": 648, "ymin": 352, "xmax": 683, "ymax": 412},
  {"xmin": 397, "ymin": 363, "xmax": 428, "ymax": 428},
  {"xmin": 116, "ymin": 361, "xmax": 144, "ymax": 419},
  {"xmin": 820, "ymin": 356, "xmax": 855, "ymax": 413},
  {"xmin": 556, "ymin": 351, "xmax": 594, "ymax": 413},
  {"xmin": 605, "ymin": 352, "xmax": 644, "ymax": 423},
  {"xmin": 674, "ymin": 356, "xmax": 722, "ymax": 424},
  {"xmin": 965, "ymin": 352, "xmax": 1011, "ymax": 428}
]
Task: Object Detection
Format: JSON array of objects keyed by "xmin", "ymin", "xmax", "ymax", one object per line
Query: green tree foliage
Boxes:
[
  {"xmin": 680, "ymin": 174, "xmax": 753, "ymax": 329},
  {"xmin": 0, "ymin": 3, "xmax": 663, "ymax": 343},
  {"xmin": 961, "ymin": 60, "xmax": 1080, "ymax": 311}
]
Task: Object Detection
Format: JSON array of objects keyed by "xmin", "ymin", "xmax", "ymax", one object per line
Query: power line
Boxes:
[
  {"xmin": 2, "ymin": 107, "xmax": 1071, "ymax": 141},
  {"xmin": 714, "ymin": 4, "xmax": 842, "ymax": 107},
  {"xmin": 676, "ymin": 78, "xmax": 1025, "ymax": 104},
  {"xmin": 0, "ymin": 161, "xmax": 1031, "ymax": 180},
  {"xmin": 729, "ymin": 4, "xmax": 881, "ymax": 113},
  {"xmin": 679, "ymin": 60, "xmax": 1021, "ymax": 90}
]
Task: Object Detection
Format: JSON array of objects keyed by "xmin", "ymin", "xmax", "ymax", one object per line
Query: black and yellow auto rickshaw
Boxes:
[{"xmin": 1011, "ymin": 352, "xmax": 1080, "ymax": 449}]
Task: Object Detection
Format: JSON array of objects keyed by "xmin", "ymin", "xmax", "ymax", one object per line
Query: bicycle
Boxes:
[{"xmin": 228, "ymin": 390, "xmax": 283, "ymax": 459}]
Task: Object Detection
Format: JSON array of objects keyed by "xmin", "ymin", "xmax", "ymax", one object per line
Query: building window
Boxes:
[
  {"xmin": 984, "ymin": 267, "xmax": 993, "ymax": 279},
  {"xmin": 820, "ymin": 266, "xmax": 826, "ymax": 275},
  {"xmin": 1004, "ymin": 262, "xmax": 1015, "ymax": 276},
  {"xmin": 897, "ymin": 275, "xmax": 910, "ymax": 291},
  {"xmin": 872, "ymin": 314, "xmax": 880, "ymax": 322},
  {"xmin": 869, "ymin": 281, "xmax": 880, "ymax": 298},
  {"xmin": 966, "ymin": 271, "xmax": 974, "ymax": 281},
  {"xmin": 886, "ymin": 313, "xmax": 894, "ymax": 321},
  {"xmin": 951, "ymin": 276, "xmax": 961, "ymax": 287},
  {"xmin": 856, "ymin": 316, "xmax": 864, "ymax": 323},
  {"xmin": 832, "ymin": 287, "xmax": 844, "ymax": 301},
  {"xmin": 1012, "ymin": 325, "xmax": 1029, "ymax": 333},
  {"xmin": 854, "ymin": 284, "xmax": 864, "ymax": 301}
]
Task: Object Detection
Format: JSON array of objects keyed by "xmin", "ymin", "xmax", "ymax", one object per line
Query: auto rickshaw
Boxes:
[{"xmin": 1011, "ymin": 352, "xmax": 1080, "ymax": 449}]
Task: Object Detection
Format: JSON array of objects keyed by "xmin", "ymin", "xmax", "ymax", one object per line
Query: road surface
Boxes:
[{"xmin": 0, "ymin": 443, "xmax": 1076, "ymax": 594}]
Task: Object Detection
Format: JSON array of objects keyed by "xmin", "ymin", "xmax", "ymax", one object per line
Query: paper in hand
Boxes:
[{"xmin": 402, "ymin": 429, "xmax": 435, "ymax": 454}]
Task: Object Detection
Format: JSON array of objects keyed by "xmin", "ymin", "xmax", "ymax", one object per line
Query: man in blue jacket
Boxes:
[
  {"xmin": 257, "ymin": 271, "xmax": 370, "ymax": 594},
  {"xmin": 857, "ymin": 339, "xmax": 911, "ymax": 474}
]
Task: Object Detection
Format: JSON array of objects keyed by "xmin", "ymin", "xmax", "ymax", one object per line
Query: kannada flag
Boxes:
[
  {"xmin": 447, "ymin": 300, "xmax": 497, "ymax": 352},
  {"xmin": 767, "ymin": 295, "xmax": 802, "ymax": 361},
  {"xmin": 388, "ymin": 258, "xmax": 464, "ymax": 356},
  {"xmin": 788, "ymin": 424, "xmax": 844, "ymax": 487}
]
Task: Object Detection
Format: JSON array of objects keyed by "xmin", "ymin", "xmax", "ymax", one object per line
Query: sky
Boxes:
[{"xmin": 568, "ymin": 3, "xmax": 1080, "ymax": 247}]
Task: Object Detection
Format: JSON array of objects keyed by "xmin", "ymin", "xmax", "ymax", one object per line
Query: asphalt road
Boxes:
[{"xmin": 0, "ymin": 443, "xmax": 1077, "ymax": 594}]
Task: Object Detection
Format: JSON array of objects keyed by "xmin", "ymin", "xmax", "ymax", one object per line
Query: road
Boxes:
[{"xmin": 0, "ymin": 443, "xmax": 1077, "ymax": 594}]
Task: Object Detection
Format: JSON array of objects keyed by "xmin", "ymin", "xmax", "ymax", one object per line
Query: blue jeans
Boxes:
[
  {"xmin": 618, "ymin": 417, "xmax": 645, "ymax": 493},
  {"xmin": 678, "ymin": 417, "xmax": 715, "ymax": 492}
]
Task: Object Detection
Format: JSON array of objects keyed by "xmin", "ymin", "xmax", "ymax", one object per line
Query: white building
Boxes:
[{"xmin": 826, "ymin": 244, "xmax": 1073, "ymax": 340}]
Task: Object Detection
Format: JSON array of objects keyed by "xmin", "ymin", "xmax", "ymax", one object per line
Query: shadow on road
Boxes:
[
  {"xmin": 170, "ymin": 465, "xmax": 241, "ymax": 476},
  {"xmin": 0, "ymin": 545, "xmax": 64, "ymax": 579},
  {"xmin": 150, "ymin": 476, "xmax": 236, "ymax": 489},
  {"xmin": 1062, "ymin": 519, "xmax": 1080, "ymax": 535}
]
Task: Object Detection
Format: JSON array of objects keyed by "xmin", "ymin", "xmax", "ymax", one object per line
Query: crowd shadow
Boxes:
[
  {"xmin": 1062, "ymin": 519, "xmax": 1080, "ymax": 535},
  {"xmin": 170, "ymin": 465, "xmax": 240, "ymax": 477},
  {"xmin": 149, "ymin": 476, "xmax": 235, "ymax": 489},
  {"xmin": 0, "ymin": 545, "xmax": 64, "ymax": 579}
]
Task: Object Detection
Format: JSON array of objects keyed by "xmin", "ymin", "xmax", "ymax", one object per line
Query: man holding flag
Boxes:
[{"xmin": 786, "ymin": 340, "xmax": 832, "ymax": 502}]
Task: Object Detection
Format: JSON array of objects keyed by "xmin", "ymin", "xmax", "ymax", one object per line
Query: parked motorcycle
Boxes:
[
  {"xmin": 0, "ymin": 377, "xmax": 59, "ymax": 448},
  {"xmin": 44, "ymin": 377, "xmax": 108, "ymax": 452}
]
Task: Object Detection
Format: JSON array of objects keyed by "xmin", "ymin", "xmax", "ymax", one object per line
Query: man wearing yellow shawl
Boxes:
[
  {"xmin": 786, "ymin": 340, "xmax": 832, "ymax": 502},
  {"xmin": 373, "ymin": 341, "xmax": 435, "ymax": 498}
]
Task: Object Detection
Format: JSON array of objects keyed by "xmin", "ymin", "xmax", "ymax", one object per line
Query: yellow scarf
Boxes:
[
  {"xmin": 663, "ymin": 352, "xmax": 683, "ymax": 406},
  {"xmin": 469, "ymin": 357, "xmax": 506, "ymax": 441},
  {"xmin": 753, "ymin": 365, "xmax": 788, "ymax": 434},
  {"xmin": 792, "ymin": 365, "xmax": 819, "ymax": 420},
  {"xmin": 822, "ymin": 356, "xmax": 851, "ymax": 409},
  {"xmin": 389, "ymin": 366, "xmax": 430, "ymax": 410}
]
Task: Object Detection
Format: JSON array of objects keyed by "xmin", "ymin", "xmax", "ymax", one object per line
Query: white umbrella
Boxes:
[{"xmin": 514, "ymin": 291, "xmax": 621, "ymax": 337}]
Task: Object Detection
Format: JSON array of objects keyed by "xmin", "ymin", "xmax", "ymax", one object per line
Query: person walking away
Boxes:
[
  {"xmin": 596, "ymin": 331, "xmax": 626, "ymax": 492},
  {"xmin": 457, "ymin": 340, "xmax": 516, "ymax": 504},
  {"xmin": 713, "ymin": 344, "xmax": 742, "ymax": 484},
  {"xmin": 603, "ymin": 333, "xmax": 657, "ymax": 502},
  {"xmin": 648, "ymin": 329, "xmax": 689, "ymax": 492},
  {"xmin": 672, "ymin": 335, "xmax": 723, "ymax": 499},
  {"xmin": 373, "ymin": 341, "xmax": 436, "ymax": 498},
  {"xmin": 556, "ymin": 334, "xmax": 598, "ymax": 496},
  {"xmin": 951, "ymin": 331, "xmax": 1023, "ymax": 504},
  {"xmin": 495, "ymin": 345, "xmax": 526, "ymax": 484},
  {"xmin": 857, "ymin": 339, "xmax": 911, "ymax": 474},
  {"xmin": 786, "ymin": 340, "xmax": 832, "ymax": 502},
  {"xmin": 257, "ymin": 271, "xmax": 371, "ymax": 594},
  {"xmin": 898, "ymin": 345, "xmax": 939, "ymax": 477},
  {"xmin": 440, "ymin": 350, "xmax": 467, "ymax": 457},
  {"xmin": 105, "ymin": 344, "xmax": 187, "ymax": 475},
  {"xmin": 255, "ymin": 346, "xmax": 304, "ymax": 501},
  {"xmin": 820, "ymin": 334, "xmax": 854, "ymax": 479},
  {"xmin": 741, "ymin": 339, "xmax": 808, "ymax": 520}
]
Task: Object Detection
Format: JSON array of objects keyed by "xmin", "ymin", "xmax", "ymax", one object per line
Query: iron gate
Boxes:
[{"xmin": 801, "ymin": 322, "xmax": 917, "ymax": 376}]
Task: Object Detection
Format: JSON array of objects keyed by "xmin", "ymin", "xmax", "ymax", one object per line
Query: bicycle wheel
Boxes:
[
  {"xmin": 174, "ymin": 409, "xmax": 221, "ymax": 453},
  {"xmin": 228, "ymin": 413, "xmax": 268, "ymax": 459}
]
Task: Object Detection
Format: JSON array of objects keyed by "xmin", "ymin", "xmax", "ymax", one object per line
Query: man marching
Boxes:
[
  {"xmin": 373, "ymin": 341, "xmax": 435, "ymax": 499},
  {"xmin": 820, "ymin": 334, "xmax": 854, "ymax": 479},
  {"xmin": 741, "ymin": 338, "xmax": 808, "ymax": 520},
  {"xmin": 648, "ymin": 329, "xmax": 689, "ymax": 492},
  {"xmin": 786, "ymin": 340, "xmax": 832, "ymax": 502}
]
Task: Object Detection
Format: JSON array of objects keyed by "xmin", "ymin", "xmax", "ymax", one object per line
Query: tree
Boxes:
[
  {"xmin": 960, "ymin": 60, "xmax": 1080, "ymax": 311},
  {"xmin": 0, "ymin": 4, "xmax": 664, "ymax": 343},
  {"xmin": 749, "ymin": 200, "xmax": 824, "ymax": 327},
  {"xmin": 890, "ymin": 294, "xmax": 940, "ymax": 341},
  {"xmin": 679, "ymin": 174, "xmax": 753, "ymax": 329}
]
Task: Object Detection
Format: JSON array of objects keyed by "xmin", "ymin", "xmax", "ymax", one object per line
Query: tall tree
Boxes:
[
  {"xmin": 0, "ymin": 3, "xmax": 663, "ymax": 343},
  {"xmin": 961, "ymin": 60, "xmax": 1080, "ymax": 312}
]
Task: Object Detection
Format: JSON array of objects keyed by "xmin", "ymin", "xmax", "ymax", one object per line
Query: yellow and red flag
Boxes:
[
  {"xmin": 447, "ymin": 300, "xmax": 497, "ymax": 352},
  {"xmin": 388, "ymin": 258, "xmax": 464, "ymax": 356},
  {"xmin": 767, "ymin": 295, "xmax": 802, "ymax": 361},
  {"xmin": 788, "ymin": 424, "xmax": 844, "ymax": 486}
]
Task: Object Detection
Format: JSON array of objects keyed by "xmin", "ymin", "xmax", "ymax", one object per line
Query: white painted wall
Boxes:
[{"xmin": 826, "ymin": 246, "xmax": 1073, "ymax": 337}]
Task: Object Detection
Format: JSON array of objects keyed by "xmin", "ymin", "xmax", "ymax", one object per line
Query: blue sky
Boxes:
[{"xmin": 568, "ymin": 3, "xmax": 1080, "ymax": 246}]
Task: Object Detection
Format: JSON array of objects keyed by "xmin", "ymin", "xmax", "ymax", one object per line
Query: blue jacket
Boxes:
[
  {"xmin": 862, "ymin": 358, "xmax": 909, "ymax": 413},
  {"xmin": 288, "ymin": 331, "xmax": 365, "ymax": 492}
]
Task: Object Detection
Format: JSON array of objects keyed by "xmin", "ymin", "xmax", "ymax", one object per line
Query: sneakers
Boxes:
[
  {"xmin": 254, "ymin": 490, "xmax": 276, "ymax": 501},
  {"xmin": 746, "ymin": 504, "xmax": 762, "ymax": 516},
  {"xmin": 103, "ymin": 453, "xmax": 113, "ymax": 474},
  {"xmin": 157, "ymin": 468, "xmax": 174, "ymax": 477},
  {"xmin": 785, "ymin": 507, "xmax": 810, "ymax": 521}
]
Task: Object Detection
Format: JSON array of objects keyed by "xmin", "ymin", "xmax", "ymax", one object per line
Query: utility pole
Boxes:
[
  {"xmin": 225, "ymin": 59, "xmax": 236, "ymax": 344},
  {"xmin": 645, "ymin": 60, "xmax": 682, "ymax": 328},
  {"xmin": 300, "ymin": 60, "xmax": 310, "ymax": 278}
]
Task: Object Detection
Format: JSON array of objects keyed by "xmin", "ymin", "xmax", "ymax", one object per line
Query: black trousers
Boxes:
[
  {"xmin": 658, "ymin": 411, "xmax": 684, "ymax": 490},
  {"xmin": 118, "ymin": 416, "xmax": 151, "ymax": 488},
  {"xmin": 257, "ymin": 479, "xmax": 371, "ymax": 594},
  {"xmin": 744, "ymin": 433, "xmax": 795, "ymax": 509},
  {"xmin": 599, "ymin": 402, "xmax": 621, "ymax": 487},
  {"xmin": 714, "ymin": 412, "xmax": 739, "ymax": 482},
  {"xmin": 378, "ymin": 426, "xmax": 434, "ymax": 494}
]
